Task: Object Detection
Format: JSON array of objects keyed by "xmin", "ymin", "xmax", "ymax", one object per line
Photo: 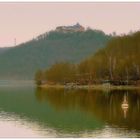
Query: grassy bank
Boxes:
[{"xmin": 39, "ymin": 84, "xmax": 140, "ymax": 91}]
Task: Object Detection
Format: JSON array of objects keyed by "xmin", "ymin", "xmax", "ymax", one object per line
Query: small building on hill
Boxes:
[{"xmin": 56, "ymin": 23, "xmax": 85, "ymax": 33}]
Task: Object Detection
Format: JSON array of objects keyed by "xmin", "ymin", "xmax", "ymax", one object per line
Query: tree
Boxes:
[
  {"xmin": 45, "ymin": 62, "xmax": 77, "ymax": 84},
  {"xmin": 35, "ymin": 70, "xmax": 44, "ymax": 85}
]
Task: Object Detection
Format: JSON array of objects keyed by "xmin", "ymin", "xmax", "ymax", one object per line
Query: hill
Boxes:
[
  {"xmin": 77, "ymin": 31, "xmax": 140, "ymax": 82},
  {"xmin": 37, "ymin": 31, "xmax": 140, "ymax": 86},
  {"xmin": 0, "ymin": 47, "xmax": 10, "ymax": 54},
  {"xmin": 0, "ymin": 28, "xmax": 111, "ymax": 80}
]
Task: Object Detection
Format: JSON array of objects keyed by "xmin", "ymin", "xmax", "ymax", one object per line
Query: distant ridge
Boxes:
[
  {"xmin": 0, "ymin": 47, "xmax": 10, "ymax": 54},
  {"xmin": 0, "ymin": 25, "xmax": 111, "ymax": 79}
]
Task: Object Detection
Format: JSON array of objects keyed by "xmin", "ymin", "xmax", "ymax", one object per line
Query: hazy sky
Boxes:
[{"xmin": 0, "ymin": 2, "xmax": 140, "ymax": 47}]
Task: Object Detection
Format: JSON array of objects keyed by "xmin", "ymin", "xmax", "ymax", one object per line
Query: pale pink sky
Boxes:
[{"xmin": 0, "ymin": 2, "xmax": 140, "ymax": 47}]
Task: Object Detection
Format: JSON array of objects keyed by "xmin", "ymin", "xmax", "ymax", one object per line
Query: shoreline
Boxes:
[{"xmin": 38, "ymin": 84, "xmax": 140, "ymax": 91}]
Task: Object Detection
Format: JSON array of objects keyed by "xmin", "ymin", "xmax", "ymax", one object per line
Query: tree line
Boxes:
[{"xmin": 35, "ymin": 31, "xmax": 140, "ymax": 86}]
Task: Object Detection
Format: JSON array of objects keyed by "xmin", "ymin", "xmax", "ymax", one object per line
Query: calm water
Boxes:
[{"xmin": 0, "ymin": 81, "xmax": 140, "ymax": 137}]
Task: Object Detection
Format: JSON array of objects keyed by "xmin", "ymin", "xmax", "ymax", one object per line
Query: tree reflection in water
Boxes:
[{"xmin": 35, "ymin": 88, "xmax": 140, "ymax": 130}]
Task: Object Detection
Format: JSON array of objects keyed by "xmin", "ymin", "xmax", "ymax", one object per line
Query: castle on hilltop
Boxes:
[{"xmin": 56, "ymin": 23, "xmax": 85, "ymax": 33}]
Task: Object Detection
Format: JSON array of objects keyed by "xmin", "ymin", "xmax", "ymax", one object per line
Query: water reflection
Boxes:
[
  {"xmin": 36, "ymin": 88, "xmax": 140, "ymax": 131},
  {"xmin": 121, "ymin": 93, "xmax": 129, "ymax": 119},
  {"xmin": 0, "ymin": 84, "xmax": 140, "ymax": 137},
  {"xmin": 0, "ymin": 110, "xmax": 57, "ymax": 137},
  {"xmin": 0, "ymin": 86, "xmax": 104, "ymax": 136}
]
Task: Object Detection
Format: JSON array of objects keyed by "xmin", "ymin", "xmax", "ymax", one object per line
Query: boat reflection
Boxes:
[{"xmin": 121, "ymin": 93, "xmax": 129, "ymax": 119}]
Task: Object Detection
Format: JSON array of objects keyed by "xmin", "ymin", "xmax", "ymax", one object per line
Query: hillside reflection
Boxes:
[{"xmin": 36, "ymin": 88, "xmax": 140, "ymax": 130}]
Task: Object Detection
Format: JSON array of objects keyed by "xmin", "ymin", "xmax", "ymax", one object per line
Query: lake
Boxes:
[{"xmin": 0, "ymin": 81, "xmax": 140, "ymax": 138}]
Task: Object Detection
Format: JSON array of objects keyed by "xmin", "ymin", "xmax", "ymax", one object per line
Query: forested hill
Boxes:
[
  {"xmin": 37, "ymin": 31, "xmax": 140, "ymax": 86},
  {"xmin": 0, "ymin": 47, "xmax": 10, "ymax": 54},
  {"xmin": 0, "ymin": 29, "xmax": 111, "ymax": 80},
  {"xmin": 78, "ymin": 31, "xmax": 140, "ymax": 81}
]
